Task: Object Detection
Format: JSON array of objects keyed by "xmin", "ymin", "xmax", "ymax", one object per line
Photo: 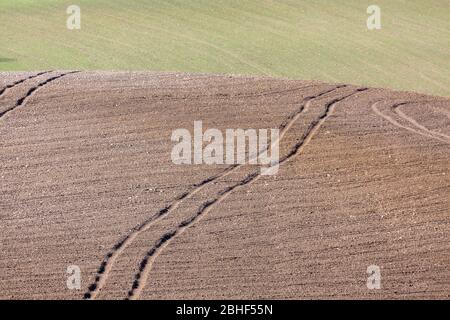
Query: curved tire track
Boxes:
[
  {"xmin": 395, "ymin": 103, "xmax": 450, "ymax": 141},
  {"xmin": 125, "ymin": 87, "xmax": 368, "ymax": 300},
  {"xmin": 0, "ymin": 71, "xmax": 52, "ymax": 98},
  {"xmin": 372, "ymin": 101, "xmax": 450, "ymax": 143},
  {"xmin": 0, "ymin": 71, "xmax": 79, "ymax": 119},
  {"xmin": 83, "ymin": 84, "xmax": 345, "ymax": 299}
]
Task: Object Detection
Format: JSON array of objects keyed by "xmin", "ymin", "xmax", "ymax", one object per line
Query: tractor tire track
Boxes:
[
  {"xmin": 0, "ymin": 71, "xmax": 79, "ymax": 119},
  {"xmin": 395, "ymin": 103, "xmax": 450, "ymax": 141},
  {"xmin": 83, "ymin": 84, "xmax": 345, "ymax": 299},
  {"xmin": 0, "ymin": 71, "xmax": 52, "ymax": 98},
  {"xmin": 371, "ymin": 101, "xmax": 450, "ymax": 144},
  {"xmin": 126, "ymin": 87, "xmax": 368, "ymax": 300}
]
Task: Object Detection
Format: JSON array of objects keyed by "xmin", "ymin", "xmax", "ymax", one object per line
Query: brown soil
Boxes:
[{"xmin": 0, "ymin": 71, "xmax": 448, "ymax": 300}]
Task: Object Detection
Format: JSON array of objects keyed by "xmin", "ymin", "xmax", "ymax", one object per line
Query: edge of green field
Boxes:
[{"xmin": 1, "ymin": 0, "xmax": 449, "ymax": 97}]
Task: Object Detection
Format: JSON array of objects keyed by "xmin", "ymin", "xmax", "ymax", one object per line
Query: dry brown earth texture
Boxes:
[{"xmin": 0, "ymin": 71, "xmax": 449, "ymax": 299}]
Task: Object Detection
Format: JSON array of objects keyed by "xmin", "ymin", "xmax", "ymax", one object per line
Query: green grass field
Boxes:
[{"xmin": 1, "ymin": 0, "xmax": 449, "ymax": 96}]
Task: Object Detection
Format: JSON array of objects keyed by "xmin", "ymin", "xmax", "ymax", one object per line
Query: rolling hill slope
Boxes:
[
  {"xmin": 0, "ymin": 0, "xmax": 449, "ymax": 97},
  {"xmin": 1, "ymin": 71, "xmax": 449, "ymax": 299}
]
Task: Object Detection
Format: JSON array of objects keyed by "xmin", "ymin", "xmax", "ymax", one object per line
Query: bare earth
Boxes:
[{"xmin": 0, "ymin": 71, "xmax": 449, "ymax": 300}]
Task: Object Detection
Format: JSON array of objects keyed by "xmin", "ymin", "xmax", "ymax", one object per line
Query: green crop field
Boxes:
[{"xmin": 1, "ymin": 0, "xmax": 449, "ymax": 96}]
